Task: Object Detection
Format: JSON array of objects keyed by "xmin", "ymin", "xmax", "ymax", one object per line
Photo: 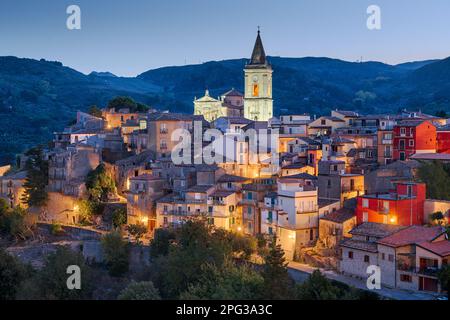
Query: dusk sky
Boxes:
[{"xmin": 2, "ymin": 0, "xmax": 450, "ymax": 76}]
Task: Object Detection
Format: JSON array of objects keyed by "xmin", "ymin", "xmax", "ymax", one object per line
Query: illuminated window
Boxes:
[{"xmin": 253, "ymin": 84, "xmax": 259, "ymax": 97}]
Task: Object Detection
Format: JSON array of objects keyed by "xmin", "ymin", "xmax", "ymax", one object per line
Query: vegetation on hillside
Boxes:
[{"xmin": 417, "ymin": 160, "xmax": 450, "ymax": 201}]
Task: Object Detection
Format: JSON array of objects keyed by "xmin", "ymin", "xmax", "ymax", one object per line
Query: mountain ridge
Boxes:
[{"xmin": 0, "ymin": 55, "xmax": 448, "ymax": 164}]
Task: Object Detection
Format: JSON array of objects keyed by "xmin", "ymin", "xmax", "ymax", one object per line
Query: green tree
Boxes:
[
  {"xmin": 180, "ymin": 260, "xmax": 264, "ymax": 300},
  {"xmin": 88, "ymin": 105, "xmax": 103, "ymax": 118},
  {"xmin": 260, "ymin": 238, "xmax": 294, "ymax": 299},
  {"xmin": 101, "ymin": 231, "xmax": 129, "ymax": 277},
  {"xmin": 127, "ymin": 223, "xmax": 147, "ymax": 245},
  {"xmin": 0, "ymin": 249, "xmax": 31, "ymax": 300},
  {"xmin": 296, "ymin": 270, "xmax": 347, "ymax": 300},
  {"xmin": 150, "ymin": 228, "xmax": 176, "ymax": 258},
  {"xmin": 21, "ymin": 146, "xmax": 48, "ymax": 207},
  {"xmin": 112, "ymin": 207, "xmax": 127, "ymax": 229},
  {"xmin": 17, "ymin": 246, "xmax": 93, "ymax": 300},
  {"xmin": 85, "ymin": 164, "xmax": 117, "ymax": 202},
  {"xmin": 429, "ymin": 211, "xmax": 445, "ymax": 225},
  {"xmin": 435, "ymin": 110, "xmax": 448, "ymax": 118},
  {"xmin": 0, "ymin": 206, "xmax": 33, "ymax": 241},
  {"xmin": 107, "ymin": 96, "xmax": 149, "ymax": 113},
  {"xmin": 438, "ymin": 265, "xmax": 450, "ymax": 299},
  {"xmin": 417, "ymin": 161, "xmax": 450, "ymax": 200},
  {"xmin": 118, "ymin": 281, "xmax": 161, "ymax": 300}
]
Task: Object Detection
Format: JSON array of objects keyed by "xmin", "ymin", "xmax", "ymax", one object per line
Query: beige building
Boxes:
[
  {"xmin": 319, "ymin": 208, "xmax": 356, "ymax": 250},
  {"xmin": 126, "ymin": 174, "xmax": 167, "ymax": 234}
]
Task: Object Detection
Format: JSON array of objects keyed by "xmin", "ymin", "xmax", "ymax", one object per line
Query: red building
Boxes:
[
  {"xmin": 393, "ymin": 120, "xmax": 436, "ymax": 161},
  {"xmin": 437, "ymin": 124, "xmax": 450, "ymax": 154},
  {"xmin": 356, "ymin": 182, "xmax": 426, "ymax": 226}
]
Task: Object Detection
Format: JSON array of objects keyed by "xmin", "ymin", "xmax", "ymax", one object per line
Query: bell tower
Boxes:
[{"xmin": 244, "ymin": 29, "xmax": 273, "ymax": 121}]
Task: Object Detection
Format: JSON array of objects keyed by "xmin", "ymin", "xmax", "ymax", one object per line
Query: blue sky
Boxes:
[{"xmin": 1, "ymin": 0, "xmax": 450, "ymax": 76}]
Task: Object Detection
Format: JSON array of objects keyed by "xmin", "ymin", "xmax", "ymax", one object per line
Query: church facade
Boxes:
[
  {"xmin": 193, "ymin": 89, "xmax": 244, "ymax": 122},
  {"xmin": 194, "ymin": 30, "xmax": 273, "ymax": 122}
]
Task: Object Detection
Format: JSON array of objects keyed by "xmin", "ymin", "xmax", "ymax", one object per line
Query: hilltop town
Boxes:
[{"xmin": 1, "ymin": 31, "xmax": 449, "ymax": 300}]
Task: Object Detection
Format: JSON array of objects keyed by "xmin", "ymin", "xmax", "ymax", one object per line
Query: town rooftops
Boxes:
[
  {"xmin": 377, "ymin": 226, "xmax": 444, "ymax": 248},
  {"xmin": 281, "ymin": 173, "xmax": 318, "ymax": 180},
  {"xmin": 396, "ymin": 119, "xmax": 435, "ymax": 127},
  {"xmin": 147, "ymin": 112, "xmax": 199, "ymax": 122},
  {"xmin": 321, "ymin": 208, "xmax": 355, "ymax": 223},
  {"xmin": 217, "ymin": 174, "xmax": 250, "ymax": 183},
  {"xmin": 210, "ymin": 190, "xmax": 235, "ymax": 198},
  {"xmin": 281, "ymin": 163, "xmax": 311, "ymax": 170},
  {"xmin": 340, "ymin": 239, "xmax": 378, "ymax": 253},
  {"xmin": 222, "ymin": 88, "xmax": 244, "ymax": 97},
  {"xmin": 410, "ymin": 153, "xmax": 450, "ymax": 161},
  {"xmin": 437, "ymin": 124, "xmax": 450, "ymax": 132},
  {"xmin": 334, "ymin": 110, "xmax": 359, "ymax": 117},
  {"xmin": 242, "ymin": 121, "xmax": 268, "ymax": 131},
  {"xmin": 186, "ymin": 185, "xmax": 214, "ymax": 193},
  {"xmin": 214, "ymin": 116, "xmax": 252, "ymax": 125},
  {"xmin": 416, "ymin": 240, "xmax": 450, "ymax": 257},
  {"xmin": 1, "ymin": 170, "xmax": 28, "ymax": 180},
  {"xmin": 349, "ymin": 222, "xmax": 406, "ymax": 238}
]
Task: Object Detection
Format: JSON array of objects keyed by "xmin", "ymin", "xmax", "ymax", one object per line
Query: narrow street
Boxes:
[{"xmin": 287, "ymin": 261, "xmax": 439, "ymax": 300}]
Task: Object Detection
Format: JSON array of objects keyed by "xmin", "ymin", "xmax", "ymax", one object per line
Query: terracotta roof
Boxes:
[
  {"xmin": 222, "ymin": 88, "xmax": 243, "ymax": 97},
  {"xmin": 210, "ymin": 190, "xmax": 235, "ymax": 198},
  {"xmin": 321, "ymin": 208, "xmax": 355, "ymax": 223},
  {"xmin": 281, "ymin": 173, "xmax": 317, "ymax": 180},
  {"xmin": 147, "ymin": 112, "xmax": 197, "ymax": 122},
  {"xmin": 340, "ymin": 239, "xmax": 378, "ymax": 253},
  {"xmin": 186, "ymin": 185, "xmax": 214, "ymax": 193},
  {"xmin": 349, "ymin": 222, "xmax": 406, "ymax": 238},
  {"xmin": 410, "ymin": 153, "xmax": 450, "ymax": 161},
  {"xmin": 377, "ymin": 226, "xmax": 444, "ymax": 248},
  {"xmin": 282, "ymin": 163, "xmax": 310, "ymax": 170},
  {"xmin": 334, "ymin": 110, "xmax": 359, "ymax": 117},
  {"xmin": 417, "ymin": 240, "xmax": 450, "ymax": 257}
]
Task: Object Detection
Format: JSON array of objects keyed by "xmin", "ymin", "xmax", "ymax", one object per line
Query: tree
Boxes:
[
  {"xmin": 0, "ymin": 206, "xmax": 33, "ymax": 241},
  {"xmin": 429, "ymin": 211, "xmax": 445, "ymax": 225},
  {"xmin": 127, "ymin": 223, "xmax": 147, "ymax": 244},
  {"xmin": 85, "ymin": 164, "xmax": 117, "ymax": 202},
  {"xmin": 88, "ymin": 105, "xmax": 103, "ymax": 118},
  {"xmin": 435, "ymin": 110, "xmax": 448, "ymax": 118},
  {"xmin": 438, "ymin": 265, "xmax": 450, "ymax": 299},
  {"xmin": 150, "ymin": 228, "xmax": 176, "ymax": 258},
  {"xmin": 118, "ymin": 281, "xmax": 161, "ymax": 300},
  {"xmin": 417, "ymin": 161, "xmax": 450, "ymax": 201},
  {"xmin": 21, "ymin": 146, "xmax": 48, "ymax": 207},
  {"xmin": 296, "ymin": 270, "xmax": 343, "ymax": 300},
  {"xmin": 0, "ymin": 249, "xmax": 30, "ymax": 300},
  {"xmin": 180, "ymin": 260, "xmax": 264, "ymax": 300},
  {"xmin": 112, "ymin": 207, "xmax": 127, "ymax": 229},
  {"xmin": 101, "ymin": 231, "xmax": 129, "ymax": 277},
  {"xmin": 17, "ymin": 246, "xmax": 93, "ymax": 300},
  {"xmin": 106, "ymin": 96, "xmax": 149, "ymax": 113},
  {"xmin": 260, "ymin": 238, "xmax": 294, "ymax": 299}
]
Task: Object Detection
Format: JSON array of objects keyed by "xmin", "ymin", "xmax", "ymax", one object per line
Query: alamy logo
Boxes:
[
  {"xmin": 367, "ymin": 5, "xmax": 381, "ymax": 30},
  {"xmin": 66, "ymin": 5, "xmax": 81, "ymax": 30},
  {"xmin": 366, "ymin": 265, "xmax": 381, "ymax": 290},
  {"xmin": 66, "ymin": 265, "xmax": 81, "ymax": 290}
]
